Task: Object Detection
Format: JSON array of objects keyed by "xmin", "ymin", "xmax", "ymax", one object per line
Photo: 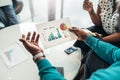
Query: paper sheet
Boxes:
[
  {"xmin": 0, "ymin": 42, "xmax": 28, "ymax": 68},
  {"xmin": 36, "ymin": 18, "xmax": 77, "ymax": 49}
]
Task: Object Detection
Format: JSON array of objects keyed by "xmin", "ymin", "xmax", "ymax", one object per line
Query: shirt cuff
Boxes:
[
  {"xmin": 85, "ymin": 35, "xmax": 98, "ymax": 47},
  {"xmin": 36, "ymin": 59, "xmax": 52, "ymax": 70}
]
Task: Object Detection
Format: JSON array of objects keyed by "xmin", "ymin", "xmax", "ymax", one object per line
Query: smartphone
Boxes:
[{"xmin": 64, "ymin": 46, "xmax": 78, "ymax": 55}]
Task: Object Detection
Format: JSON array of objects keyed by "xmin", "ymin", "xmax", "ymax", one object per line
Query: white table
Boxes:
[
  {"xmin": 45, "ymin": 40, "xmax": 81, "ymax": 79},
  {"xmin": 0, "ymin": 22, "xmax": 81, "ymax": 80}
]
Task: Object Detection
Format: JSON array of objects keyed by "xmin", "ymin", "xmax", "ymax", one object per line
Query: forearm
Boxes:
[
  {"xmin": 102, "ymin": 33, "xmax": 120, "ymax": 42},
  {"xmin": 85, "ymin": 35, "xmax": 120, "ymax": 64},
  {"xmin": 36, "ymin": 59, "xmax": 64, "ymax": 80},
  {"xmin": 88, "ymin": 62, "xmax": 120, "ymax": 80},
  {"xmin": 89, "ymin": 10, "xmax": 102, "ymax": 26}
]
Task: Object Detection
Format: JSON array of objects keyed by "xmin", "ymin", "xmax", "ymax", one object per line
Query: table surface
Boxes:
[
  {"xmin": 0, "ymin": 0, "xmax": 12, "ymax": 7},
  {"xmin": 0, "ymin": 22, "xmax": 81, "ymax": 80}
]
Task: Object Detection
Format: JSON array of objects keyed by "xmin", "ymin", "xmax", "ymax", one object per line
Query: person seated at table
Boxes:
[
  {"xmin": 70, "ymin": 27, "xmax": 120, "ymax": 80},
  {"xmin": 0, "ymin": 0, "xmax": 18, "ymax": 28},
  {"xmin": 19, "ymin": 32, "xmax": 65, "ymax": 80},
  {"xmin": 20, "ymin": 29, "xmax": 120, "ymax": 80},
  {"xmin": 73, "ymin": 0, "xmax": 120, "ymax": 79}
]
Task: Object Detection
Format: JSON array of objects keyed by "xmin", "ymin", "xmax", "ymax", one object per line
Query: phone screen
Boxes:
[{"xmin": 64, "ymin": 46, "xmax": 78, "ymax": 55}]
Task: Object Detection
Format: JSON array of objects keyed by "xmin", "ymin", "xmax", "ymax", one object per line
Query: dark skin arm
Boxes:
[
  {"xmin": 102, "ymin": 33, "xmax": 120, "ymax": 42},
  {"xmin": 102, "ymin": 1, "xmax": 120, "ymax": 42},
  {"xmin": 69, "ymin": 27, "xmax": 88, "ymax": 41},
  {"xmin": 19, "ymin": 32, "xmax": 45, "ymax": 61},
  {"xmin": 83, "ymin": 0, "xmax": 120, "ymax": 42},
  {"xmin": 69, "ymin": 27, "xmax": 120, "ymax": 42},
  {"xmin": 83, "ymin": 0, "xmax": 102, "ymax": 26}
]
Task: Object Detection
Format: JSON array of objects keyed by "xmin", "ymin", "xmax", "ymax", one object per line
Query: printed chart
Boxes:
[{"xmin": 36, "ymin": 18, "xmax": 76, "ymax": 49}]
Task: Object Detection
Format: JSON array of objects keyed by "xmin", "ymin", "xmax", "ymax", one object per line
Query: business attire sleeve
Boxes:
[
  {"xmin": 36, "ymin": 59, "xmax": 65, "ymax": 80},
  {"xmin": 85, "ymin": 35, "xmax": 120, "ymax": 80},
  {"xmin": 85, "ymin": 35, "xmax": 120, "ymax": 64}
]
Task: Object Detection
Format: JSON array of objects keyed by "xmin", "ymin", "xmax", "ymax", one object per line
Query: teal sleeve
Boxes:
[
  {"xmin": 36, "ymin": 59, "xmax": 65, "ymax": 80},
  {"xmin": 88, "ymin": 62, "xmax": 120, "ymax": 80},
  {"xmin": 85, "ymin": 35, "xmax": 120, "ymax": 64}
]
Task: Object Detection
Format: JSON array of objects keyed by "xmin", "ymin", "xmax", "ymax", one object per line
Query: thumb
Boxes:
[
  {"xmin": 19, "ymin": 38, "xmax": 26, "ymax": 43},
  {"xmin": 69, "ymin": 27, "xmax": 78, "ymax": 32}
]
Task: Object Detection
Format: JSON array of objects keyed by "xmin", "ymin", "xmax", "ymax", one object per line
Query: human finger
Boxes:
[
  {"xmin": 88, "ymin": 1, "xmax": 93, "ymax": 7},
  {"xmin": 19, "ymin": 34, "xmax": 26, "ymax": 43},
  {"xmin": 84, "ymin": 0, "xmax": 90, "ymax": 5},
  {"xmin": 20, "ymin": 34, "xmax": 28, "ymax": 44},
  {"xmin": 31, "ymin": 32, "xmax": 36, "ymax": 42},
  {"xmin": 69, "ymin": 27, "xmax": 80, "ymax": 37},
  {"xmin": 84, "ymin": 0, "xmax": 89, "ymax": 2},
  {"xmin": 26, "ymin": 32, "xmax": 31, "ymax": 40},
  {"xmin": 83, "ymin": 1, "xmax": 91, "ymax": 9},
  {"xmin": 22, "ymin": 34, "xmax": 25, "ymax": 39},
  {"xmin": 69, "ymin": 27, "xmax": 78, "ymax": 32},
  {"xmin": 35, "ymin": 34, "xmax": 40, "ymax": 44},
  {"xmin": 19, "ymin": 38, "xmax": 26, "ymax": 43}
]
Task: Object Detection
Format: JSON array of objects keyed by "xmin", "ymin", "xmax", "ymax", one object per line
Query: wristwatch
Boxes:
[{"xmin": 33, "ymin": 52, "xmax": 45, "ymax": 61}]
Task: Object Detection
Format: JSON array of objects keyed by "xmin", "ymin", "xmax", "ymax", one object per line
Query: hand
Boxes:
[
  {"xmin": 19, "ymin": 32, "xmax": 43, "ymax": 56},
  {"xmin": 94, "ymin": 32, "xmax": 102, "ymax": 39},
  {"xmin": 69, "ymin": 27, "xmax": 88, "ymax": 41},
  {"xmin": 83, "ymin": 0, "xmax": 93, "ymax": 12}
]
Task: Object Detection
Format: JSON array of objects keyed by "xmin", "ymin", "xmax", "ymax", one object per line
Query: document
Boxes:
[
  {"xmin": 36, "ymin": 18, "xmax": 77, "ymax": 49},
  {"xmin": 0, "ymin": 42, "xmax": 28, "ymax": 68}
]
